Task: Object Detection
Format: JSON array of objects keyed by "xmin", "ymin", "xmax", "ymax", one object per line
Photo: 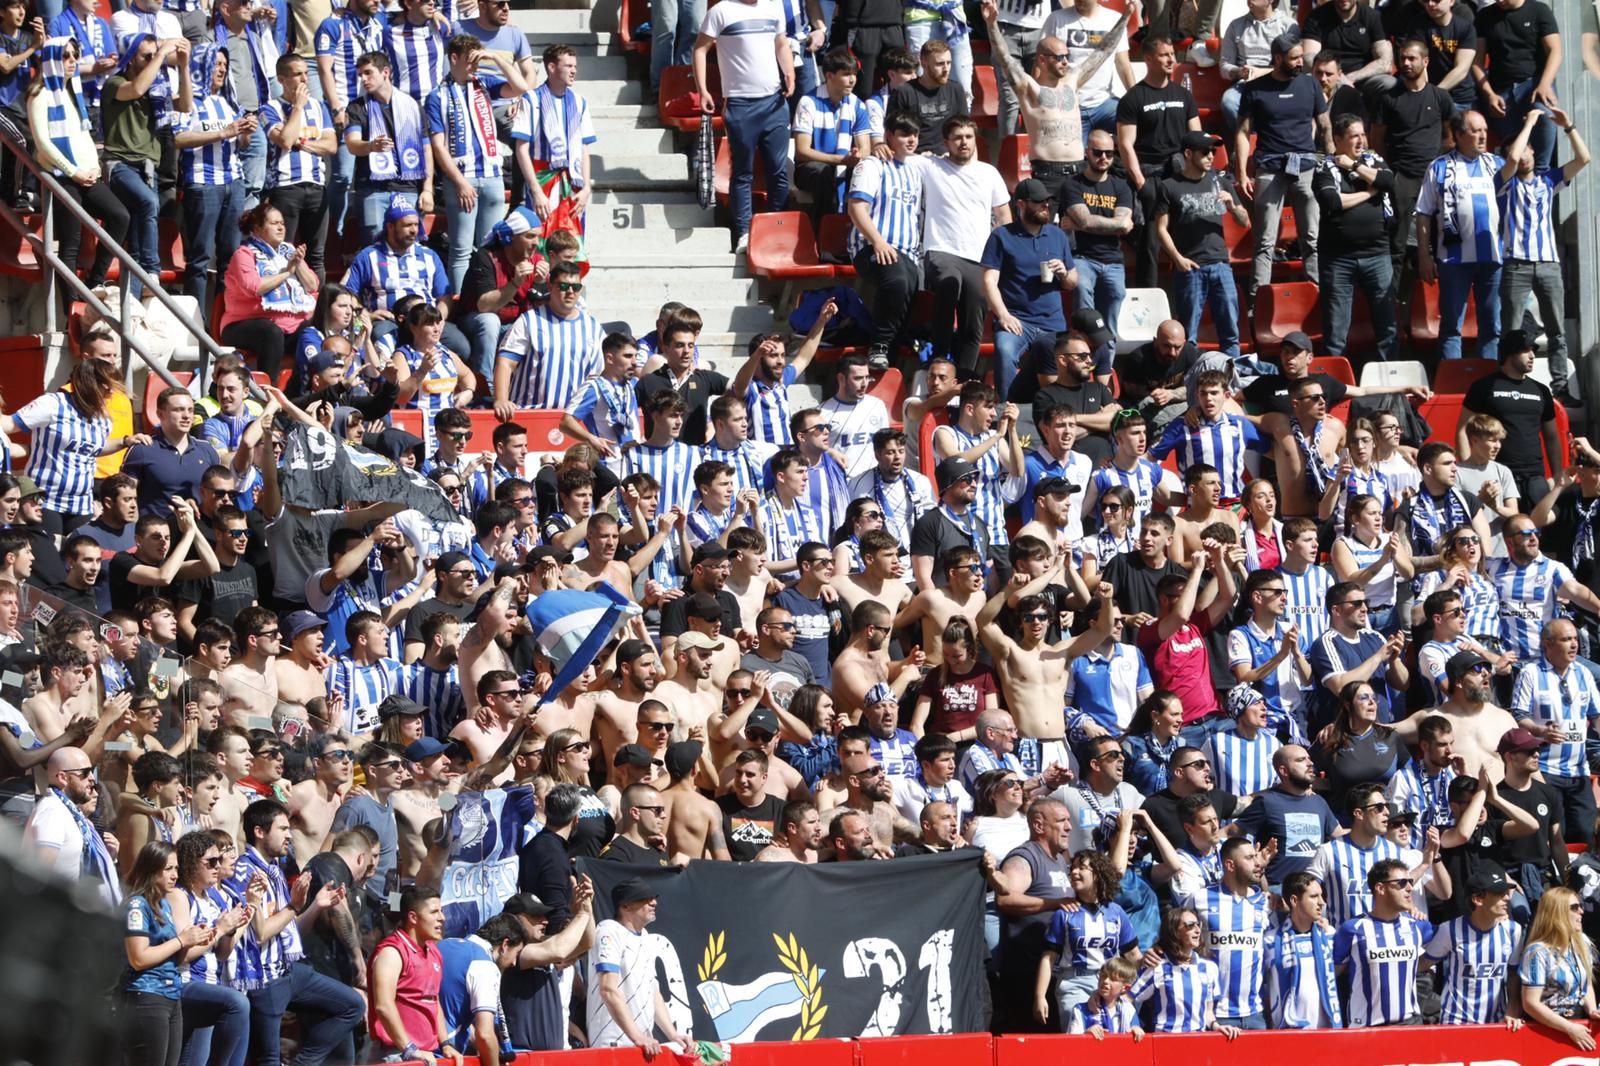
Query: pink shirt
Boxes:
[
  {"xmin": 218, "ymin": 244, "xmax": 318, "ymax": 334},
  {"xmin": 368, "ymin": 929, "xmax": 442, "ymax": 1050},
  {"xmin": 1137, "ymin": 614, "xmax": 1218, "ymax": 722}
]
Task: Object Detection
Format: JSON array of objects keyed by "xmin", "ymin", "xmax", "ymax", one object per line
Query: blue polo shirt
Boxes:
[
  {"xmin": 979, "ymin": 221, "xmax": 1074, "ymax": 330},
  {"xmin": 122, "ymin": 433, "xmax": 222, "ymax": 518}
]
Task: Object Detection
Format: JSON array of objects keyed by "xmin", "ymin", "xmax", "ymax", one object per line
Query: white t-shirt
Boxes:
[
  {"xmin": 24, "ymin": 791, "xmax": 87, "ymax": 884},
  {"xmin": 586, "ymin": 919, "xmax": 661, "ymax": 1048},
  {"xmin": 701, "ymin": 0, "xmax": 784, "ymax": 98},
  {"xmin": 893, "ymin": 776, "xmax": 975, "ymax": 830},
  {"xmin": 1041, "ymin": 6, "xmax": 1128, "ymax": 109},
  {"xmin": 921, "ymin": 157, "xmax": 1010, "ymax": 262},
  {"xmin": 820, "ymin": 396, "xmax": 891, "ymax": 478},
  {"xmin": 1056, "ymin": 781, "xmax": 1144, "ymax": 854}
]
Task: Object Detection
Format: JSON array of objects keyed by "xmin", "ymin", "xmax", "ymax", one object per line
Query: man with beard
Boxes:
[
  {"xmin": 1062, "ymin": 129, "xmax": 1136, "ymax": 335},
  {"xmin": 1391, "ymin": 652, "xmax": 1519, "ymax": 783},
  {"xmin": 289, "ymin": 734, "xmax": 356, "ymax": 863},
  {"xmin": 729, "ymin": 316, "xmax": 832, "ymax": 450},
  {"xmin": 718, "ymin": 750, "xmax": 789, "ymax": 861},
  {"xmin": 1486, "ymin": 515, "xmax": 1600, "ymax": 667},
  {"xmin": 897, "ymin": 799, "xmax": 962, "ymax": 856},
  {"xmin": 222, "ymin": 606, "xmax": 282, "ymax": 723},
  {"xmin": 838, "ymin": 751, "xmax": 914, "ymax": 853},
  {"xmin": 1010, "ymin": 330, "xmax": 1118, "ymax": 467},
  {"xmin": 741, "ymin": 606, "xmax": 815, "ymax": 710},
  {"xmin": 980, "ymin": 179, "xmax": 1078, "ymax": 402},
  {"xmin": 394, "ymin": 733, "xmax": 465, "ymax": 878},
  {"xmin": 826, "ymin": 809, "xmax": 883, "ymax": 861},
  {"xmin": 1192, "ymin": 836, "xmax": 1274, "ymax": 1029},
  {"xmin": 25, "ymin": 746, "xmax": 121, "ymax": 906},
  {"xmin": 403, "ymin": 552, "xmax": 479, "ymax": 663},
  {"xmin": 756, "ymin": 801, "xmax": 824, "ymax": 862},
  {"xmin": 452, "ymin": 671, "xmax": 531, "ymax": 771},
  {"xmin": 592, "ymin": 640, "xmax": 660, "ymax": 770},
  {"xmin": 1511, "ymin": 623, "xmax": 1600, "ymax": 846},
  {"xmin": 568, "ymin": 511, "xmax": 674, "ymax": 595},
  {"xmin": 997, "ymin": 798, "xmax": 1075, "ymax": 1031},
  {"xmin": 1235, "ymin": 746, "xmax": 1341, "ymax": 887},
  {"xmin": 833, "ymin": 600, "xmax": 922, "ymax": 721},
  {"xmin": 401, "ymin": 614, "xmax": 466, "ymax": 741},
  {"xmin": 596, "ymin": 784, "xmax": 671, "ymax": 865},
  {"xmin": 717, "ymin": 706, "xmax": 808, "ymax": 801},
  {"xmin": 660, "ymin": 546, "xmax": 742, "ymax": 667},
  {"xmin": 652, "ymin": 632, "xmax": 723, "ymax": 744},
  {"xmin": 662, "ymin": 740, "xmax": 732, "ymax": 862},
  {"xmin": 300, "ymin": 827, "xmax": 378, "ymax": 1001}
]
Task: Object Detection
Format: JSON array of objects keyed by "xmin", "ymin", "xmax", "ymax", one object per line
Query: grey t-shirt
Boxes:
[
  {"xmin": 330, "ymin": 793, "xmax": 397, "ymax": 902},
  {"xmin": 1455, "ymin": 460, "xmax": 1518, "ymax": 550},
  {"xmin": 226, "ymin": 33, "xmax": 259, "ymax": 111},
  {"xmin": 739, "ymin": 648, "xmax": 816, "ymax": 710}
]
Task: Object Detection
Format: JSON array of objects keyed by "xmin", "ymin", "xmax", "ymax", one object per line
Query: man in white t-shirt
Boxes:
[
  {"xmin": 24, "ymin": 746, "xmax": 122, "ymax": 908},
  {"xmin": 1040, "ymin": 0, "xmax": 1135, "ymax": 142},
  {"xmin": 921, "ymin": 117, "xmax": 1012, "ymax": 381},
  {"xmin": 820, "ymin": 354, "xmax": 892, "ymax": 478},
  {"xmin": 587, "ymin": 878, "xmax": 690, "ymax": 1053}
]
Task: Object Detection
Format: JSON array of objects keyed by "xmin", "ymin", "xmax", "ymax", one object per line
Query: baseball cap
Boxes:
[
  {"xmin": 1180, "ymin": 131, "xmax": 1221, "ymax": 153},
  {"xmin": 502, "ymin": 892, "xmax": 553, "ymax": 918},
  {"xmin": 745, "ymin": 706, "xmax": 780, "ymax": 737},
  {"xmin": 1467, "ymin": 867, "xmax": 1514, "ymax": 895},
  {"xmin": 936, "ymin": 456, "xmax": 979, "ymax": 492},
  {"xmin": 281, "ymin": 610, "xmax": 326, "ymax": 641},
  {"xmin": 1013, "ymin": 177, "xmax": 1052, "ymax": 203},
  {"xmin": 306, "ymin": 351, "xmax": 344, "ymax": 376},
  {"xmin": 1269, "ymin": 30, "xmax": 1301, "ymax": 56},
  {"xmin": 1032, "ymin": 475, "xmax": 1079, "ymax": 499},
  {"xmin": 527, "ymin": 545, "xmax": 572, "ymax": 566},
  {"xmin": 14, "ymin": 475, "xmax": 43, "ymax": 500},
  {"xmin": 1280, "ymin": 330, "xmax": 1314, "ymax": 354},
  {"xmin": 435, "ymin": 550, "xmax": 471, "ymax": 574},
  {"xmin": 677, "ymin": 630, "xmax": 725, "ymax": 653},
  {"xmin": 664, "ymin": 740, "xmax": 702, "ymax": 780},
  {"xmin": 1446, "ymin": 650, "xmax": 1491, "ymax": 680},
  {"xmin": 1500, "ymin": 329, "xmax": 1535, "ymax": 357},
  {"xmin": 1497, "ymin": 726, "xmax": 1544, "ymax": 754},
  {"xmin": 612, "ymin": 878, "xmax": 659, "ymax": 907},
  {"xmin": 1385, "ymin": 804, "xmax": 1417, "ymax": 824},
  {"xmin": 613, "ymin": 743, "xmax": 654, "ymax": 769},
  {"xmin": 684, "ymin": 592, "xmax": 723, "ymax": 621},
  {"xmin": 616, "ymin": 639, "xmax": 655, "ymax": 665},
  {"xmin": 1069, "ymin": 308, "xmax": 1114, "ymax": 350},
  {"xmin": 404, "ymin": 737, "xmax": 452, "ymax": 763},
  {"xmin": 691, "ymin": 542, "xmax": 732, "ymax": 567},
  {"xmin": 378, "ymin": 694, "xmax": 427, "ymax": 720}
]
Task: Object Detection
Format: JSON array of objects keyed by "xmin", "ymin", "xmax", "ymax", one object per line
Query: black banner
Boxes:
[
  {"xmin": 278, "ymin": 423, "xmax": 457, "ymax": 524},
  {"xmin": 576, "ymin": 852, "xmax": 987, "ymax": 1042}
]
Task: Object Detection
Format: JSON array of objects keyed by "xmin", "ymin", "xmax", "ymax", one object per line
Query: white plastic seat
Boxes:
[
  {"xmin": 1115, "ymin": 288, "xmax": 1171, "ymax": 353},
  {"xmin": 1358, "ymin": 359, "xmax": 1429, "ymax": 389}
]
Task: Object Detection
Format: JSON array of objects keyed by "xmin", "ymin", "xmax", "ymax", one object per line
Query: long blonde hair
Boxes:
[{"xmin": 1525, "ymin": 887, "xmax": 1594, "ymax": 974}]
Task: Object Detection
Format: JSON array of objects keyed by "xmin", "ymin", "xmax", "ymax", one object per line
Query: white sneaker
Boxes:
[{"xmin": 734, "ymin": 233, "xmax": 749, "ymax": 255}]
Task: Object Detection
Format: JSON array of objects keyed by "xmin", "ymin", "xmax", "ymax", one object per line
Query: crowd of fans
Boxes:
[{"xmin": 1, "ymin": 0, "xmax": 1600, "ymax": 1061}]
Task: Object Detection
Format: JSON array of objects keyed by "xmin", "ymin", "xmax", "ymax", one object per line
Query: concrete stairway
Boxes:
[{"xmin": 509, "ymin": 1, "xmax": 776, "ymax": 373}]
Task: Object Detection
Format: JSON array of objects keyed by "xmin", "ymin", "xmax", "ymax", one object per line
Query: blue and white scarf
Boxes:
[
  {"xmin": 51, "ymin": 786, "xmax": 121, "ymax": 909},
  {"xmin": 367, "ymin": 88, "xmax": 426, "ymax": 182},
  {"xmin": 222, "ymin": 846, "xmax": 302, "ymax": 989},
  {"xmin": 39, "ymin": 38, "xmax": 90, "ymax": 172},
  {"xmin": 533, "ymin": 83, "xmax": 585, "ymax": 187},
  {"xmin": 115, "ymin": 32, "xmax": 173, "ymax": 127},
  {"xmin": 189, "ymin": 40, "xmax": 234, "ymax": 107},
  {"xmin": 246, "ymin": 236, "xmax": 317, "ymax": 314},
  {"xmin": 444, "ymin": 76, "xmax": 500, "ymax": 167}
]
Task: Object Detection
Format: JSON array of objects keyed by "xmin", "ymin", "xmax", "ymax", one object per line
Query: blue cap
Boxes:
[{"xmin": 404, "ymin": 737, "xmax": 451, "ymax": 763}]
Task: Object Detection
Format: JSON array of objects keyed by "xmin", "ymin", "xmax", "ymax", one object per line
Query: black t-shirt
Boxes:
[
  {"xmin": 1102, "ymin": 552, "xmax": 1186, "ymax": 639},
  {"xmin": 1462, "ymin": 371, "xmax": 1555, "ymax": 483},
  {"xmin": 404, "ymin": 595, "xmax": 474, "ymax": 646},
  {"xmin": 1061, "ymin": 170, "xmax": 1136, "ymax": 263},
  {"xmin": 1439, "ymin": 820, "xmax": 1508, "ymax": 921},
  {"xmin": 636, "ymin": 368, "xmax": 730, "ymax": 447},
  {"xmin": 660, "ymin": 587, "xmax": 742, "ymax": 639},
  {"xmin": 1243, "ymin": 372, "xmax": 1349, "ymax": 417},
  {"xmin": 1303, "ymin": 2, "xmax": 1387, "ymax": 71},
  {"xmin": 43, "ymin": 581, "xmax": 99, "ymax": 619},
  {"xmin": 300, "ymin": 851, "xmax": 360, "ymax": 983},
  {"xmin": 718, "ymin": 793, "xmax": 787, "ymax": 861},
  {"xmin": 1536, "ymin": 488, "xmax": 1600, "ymax": 597},
  {"xmin": 1025, "ymin": 380, "xmax": 1116, "ymax": 432},
  {"xmin": 1116, "ymin": 340, "xmax": 1205, "ymax": 407},
  {"xmin": 108, "ymin": 551, "xmax": 151, "ymax": 614},
  {"xmin": 1495, "ymin": 779, "xmax": 1561, "ymax": 867},
  {"xmin": 888, "ymin": 78, "xmax": 970, "ymax": 152},
  {"xmin": 517, "ymin": 830, "xmax": 575, "ymax": 930},
  {"xmin": 1313, "ymin": 156, "xmax": 1396, "ymax": 260},
  {"xmin": 1400, "ymin": 5, "xmax": 1479, "ymax": 105},
  {"xmin": 595, "ymin": 834, "xmax": 671, "ymax": 865},
  {"xmin": 910, "ymin": 508, "xmax": 989, "ymax": 586},
  {"xmin": 1311, "ymin": 727, "xmax": 1403, "ymax": 824},
  {"xmin": 1475, "ymin": 0, "xmax": 1559, "ymax": 88},
  {"xmin": 345, "ymin": 95, "xmax": 422, "ymax": 191},
  {"xmin": 1154, "ymin": 170, "xmax": 1237, "ymax": 264},
  {"xmin": 534, "ymin": 462, "xmax": 620, "ymax": 523},
  {"xmin": 1141, "ymin": 786, "xmax": 1240, "ymax": 851},
  {"xmin": 1115, "ymin": 81, "xmax": 1198, "ymax": 171},
  {"xmin": 174, "ymin": 559, "xmax": 259, "ymax": 633},
  {"xmin": 1374, "ymin": 84, "xmax": 1455, "ymax": 178},
  {"xmin": 1240, "ymin": 73, "xmax": 1326, "ymax": 169}
]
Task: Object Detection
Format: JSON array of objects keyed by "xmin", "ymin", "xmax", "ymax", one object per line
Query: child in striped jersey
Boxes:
[
  {"xmin": 1064, "ymin": 957, "xmax": 1145, "ymax": 1040},
  {"xmin": 1129, "ymin": 905, "xmax": 1239, "ymax": 1037}
]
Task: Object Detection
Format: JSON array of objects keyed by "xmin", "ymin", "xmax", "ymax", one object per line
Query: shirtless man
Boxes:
[
  {"xmin": 896, "ymin": 546, "xmax": 988, "ymax": 667},
  {"xmin": 391, "ymin": 736, "xmax": 464, "ymax": 878},
  {"xmin": 725, "ymin": 526, "xmax": 779, "ymax": 635},
  {"xmin": 839, "ymin": 752, "xmax": 917, "ymax": 855},
  {"xmin": 591, "ymin": 639, "xmax": 659, "ymax": 778},
  {"xmin": 24, "ymin": 644, "xmax": 105, "ymax": 752},
  {"xmin": 528, "ymin": 661, "xmax": 598, "ymax": 749},
  {"xmin": 715, "ymin": 706, "xmax": 808, "ymax": 801},
  {"xmin": 1171, "ymin": 464, "xmax": 1241, "ymax": 565},
  {"xmin": 221, "ymin": 607, "xmax": 282, "ymax": 727},
  {"xmin": 205, "ymin": 724, "xmax": 253, "ymax": 846},
  {"xmin": 831, "ymin": 530, "xmax": 913, "ymax": 622},
  {"xmin": 450, "ymin": 669, "xmax": 527, "ymax": 769},
  {"xmin": 288, "ymin": 733, "xmax": 355, "ymax": 862},
  {"xmin": 652, "ymin": 633, "xmax": 725, "ymax": 743},
  {"xmin": 979, "ymin": 580, "xmax": 1116, "ymax": 781},
  {"xmin": 1390, "ymin": 649, "xmax": 1519, "ymax": 781},
  {"xmin": 815, "ymin": 727, "xmax": 873, "ymax": 812},
  {"xmin": 566, "ymin": 511, "xmax": 674, "ymax": 594},
  {"xmin": 1015, "ymin": 481, "xmax": 1078, "ymax": 559},
  {"xmin": 834, "ymin": 600, "xmax": 926, "ymax": 721},
  {"xmin": 665, "ymin": 597, "xmax": 743, "ymax": 689},
  {"xmin": 274, "ymin": 611, "xmax": 330, "ymax": 710},
  {"xmin": 661, "ymin": 740, "xmax": 732, "ymax": 862},
  {"xmin": 753, "ymin": 801, "xmax": 823, "ymax": 863},
  {"xmin": 709, "ymin": 670, "xmax": 811, "ymax": 768},
  {"xmin": 1265, "ymin": 376, "xmax": 1347, "ymax": 520},
  {"xmin": 457, "ymin": 577, "xmax": 522, "ymax": 716},
  {"xmin": 981, "ymin": 0, "xmax": 1132, "ymax": 203},
  {"xmin": 115, "ymin": 751, "xmax": 184, "ymax": 875}
]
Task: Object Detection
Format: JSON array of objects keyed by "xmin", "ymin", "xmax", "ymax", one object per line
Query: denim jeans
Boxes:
[
  {"xmin": 905, "ymin": 20, "xmax": 975, "ymax": 100},
  {"xmin": 1078, "ymin": 95, "xmax": 1118, "ymax": 144},
  {"xmin": 1075, "ymin": 257, "xmax": 1126, "ymax": 339},
  {"xmin": 1437, "ymin": 258, "xmax": 1502, "ymax": 360},
  {"xmin": 1501, "ymin": 257, "xmax": 1568, "ymax": 392},
  {"xmin": 991, "ymin": 319, "xmax": 1056, "ymax": 401},
  {"xmin": 990, "ymin": 22, "xmax": 1041, "ymax": 136},
  {"xmin": 1174, "ymin": 260, "xmax": 1239, "ymax": 357},
  {"xmin": 465, "ymin": 310, "xmax": 507, "ymax": 380},
  {"xmin": 1545, "ymin": 772, "xmax": 1597, "ymax": 848},
  {"xmin": 1221, "ymin": 83, "xmax": 1243, "ymax": 131},
  {"xmin": 238, "ymin": 125, "xmax": 267, "ymax": 209},
  {"xmin": 354, "ymin": 186, "xmax": 401, "ymax": 248},
  {"xmin": 441, "ymin": 173, "xmax": 509, "ymax": 291},
  {"xmin": 327, "ymin": 142, "xmax": 356, "ymax": 238},
  {"xmin": 1486, "ymin": 79, "xmax": 1556, "ymax": 175},
  {"xmin": 723, "ymin": 93, "xmax": 791, "ymax": 238},
  {"xmin": 1052, "ymin": 972, "xmax": 1099, "ymax": 1025},
  {"xmin": 246, "ymin": 961, "xmax": 365, "ymax": 1066},
  {"xmin": 1321, "ymin": 252, "xmax": 1397, "ymax": 362},
  {"xmin": 1250, "ymin": 167, "xmax": 1318, "ymax": 293},
  {"xmin": 181, "ymin": 182, "xmax": 246, "ymax": 305},
  {"xmin": 650, "ymin": 0, "xmax": 707, "ymax": 90},
  {"xmin": 108, "ymin": 161, "xmax": 160, "ymax": 300},
  {"xmin": 179, "ymin": 980, "xmax": 249, "ymax": 1066}
]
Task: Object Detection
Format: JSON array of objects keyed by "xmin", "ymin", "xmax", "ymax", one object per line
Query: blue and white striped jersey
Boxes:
[
  {"xmin": 1518, "ymin": 943, "xmax": 1592, "ymax": 1019},
  {"xmin": 1065, "ymin": 996, "xmax": 1140, "ymax": 1035},
  {"xmin": 1278, "ymin": 564, "xmax": 1333, "ymax": 652},
  {"xmin": 510, "ymin": 84, "xmax": 597, "ymax": 178},
  {"xmin": 1090, "ymin": 457, "xmax": 1172, "ymax": 536},
  {"xmin": 1205, "ymin": 728, "xmax": 1280, "ymax": 798},
  {"xmin": 13, "ymin": 392, "xmax": 110, "ymax": 515},
  {"xmin": 1043, "ymin": 902, "xmax": 1137, "ymax": 972},
  {"xmin": 1457, "ymin": 571, "xmax": 1502, "ymax": 639},
  {"xmin": 1262, "ymin": 919, "xmax": 1342, "ymax": 1029},
  {"xmin": 466, "ymin": 461, "xmax": 521, "ymax": 515},
  {"xmin": 1483, "ymin": 554, "xmax": 1577, "ymax": 660},
  {"xmin": 794, "ymin": 90, "xmax": 867, "ymax": 157},
  {"xmin": 1226, "ymin": 619, "xmax": 1305, "ymax": 731},
  {"xmin": 1129, "ymin": 956, "xmax": 1222, "ymax": 1033},
  {"xmin": 324, "ymin": 656, "xmax": 403, "ymax": 734},
  {"xmin": 1512, "ymin": 657, "xmax": 1600, "ymax": 779},
  {"xmin": 401, "ymin": 660, "xmax": 464, "ymax": 739},
  {"xmin": 497, "ymin": 305, "xmax": 605, "ymax": 410},
  {"xmin": 1149, "ymin": 414, "xmax": 1263, "ymax": 500},
  {"xmin": 806, "ymin": 452, "xmax": 851, "ymax": 540},
  {"xmin": 759, "ymin": 493, "xmax": 826, "ymax": 565},
  {"xmin": 702, "ymin": 439, "xmax": 776, "ymax": 495},
  {"xmin": 622, "ymin": 441, "xmax": 699, "ymax": 516},
  {"xmin": 1196, "ymin": 886, "xmax": 1272, "ymax": 1020},
  {"xmin": 1065, "ymin": 644, "xmax": 1153, "ymax": 735},
  {"xmin": 1418, "ymin": 635, "xmax": 1474, "ymax": 704},
  {"xmin": 385, "ymin": 17, "xmax": 454, "ymax": 102},
  {"xmin": 571, "ymin": 377, "xmax": 641, "ymax": 456},
  {"xmin": 343, "ymin": 238, "xmax": 451, "ymax": 311},
  {"xmin": 1307, "ymin": 836, "xmax": 1403, "ymax": 928},
  {"xmin": 175, "ymin": 95, "xmax": 242, "ymax": 186},
  {"xmin": 846, "ymin": 155, "xmax": 925, "ymax": 260},
  {"xmin": 1498, "ymin": 171, "xmax": 1565, "ymax": 264},
  {"xmin": 394, "ymin": 344, "xmax": 465, "ymax": 453},
  {"xmin": 1425, "ymin": 915, "xmax": 1523, "ymax": 1025},
  {"xmin": 261, "ymin": 96, "xmax": 334, "ymax": 187},
  {"xmin": 744, "ymin": 366, "xmax": 797, "ymax": 446},
  {"xmin": 685, "ymin": 504, "xmax": 748, "ymax": 551},
  {"xmin": 1385, "ymin": 762, "xmax": 1456, "ymax": 833},
  {"xmin": 1334, "ymin": 912, "xmax": 1434, "ymax": 1027},
  {"xmin": 933, "ymin": 423, "xmax": 1024, "ymax": 548},
  {"xmin": 1415, "ymin": 150, "xmax": 1505, "ymax": 265},
  {"xmin": 315, "ymin": 10, "xmax": 387, "ymax": 109}
]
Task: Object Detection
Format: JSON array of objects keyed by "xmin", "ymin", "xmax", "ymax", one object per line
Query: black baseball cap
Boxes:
[
  {"xmin": 1069, "ymin": 308, "xmax": 1113, "ymax": 350},
  {"xmin": 1032, "ymin": 476, "xmax": 1080, "ymax": 498},
  {"xmin": 612, "ymin": 878, "xmax": 659, "ymax": 907},
  {"xmin": 1013, "ymin": 177, "xmax": 1052, "ymax": 203},
  {"xmin": 685, "ymin": 592, "xmax": 723, "ymax": 620},
  {"xmin": 616, "ymin": 639, "xmax": 654, "ymax": 665},
  {"xmin": 664, "ymin": 740, "xmax": 701, "ymax": 780},
  {"xmin": 1181, "ymin": 131, "xmax": 1221, "ymax": 152},
  {"xmin": 613, "ymin": 743, "xmax": 654, "ymax": 769}
]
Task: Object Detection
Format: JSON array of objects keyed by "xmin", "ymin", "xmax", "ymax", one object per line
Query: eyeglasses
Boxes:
[
  {"xmin": 1041, "ymin": 48, "xmax": 1069, "ymax": 60},
  {"xmin": 1377, "ymin": 423, "xmax": 1401, "ymax": 433},
  {"xmin": 1000, "ymin": 778, "xmax": 1023, "ymax": 788},
  {"xmin": 556, "ymin": 282, "xmax": 584, "ymax": 293},
  {"xmin": 856, "ymin": 765, "xmax": 885, "ymax": 778},
  {"xmin": 800, "ymin": 556, "xmax": 833, "ymax": 567},
  {"xmin": 320, "ymin": 749, "xmax": 354, "ymax": 761},
  {"xmin": 1299, "ymin": 394, "xmax": 1327, "ymax": 405},
  {"xmin": 207, "ymin": 488, "xmax": 237, "ymax": 499},
  {"xmin": 1179, "ymin": 919, "xmax": 1201, "ymax": 930},
  {"xmin": 1022, "ymin": 612, "xmax": 1051, "ymax": 622},
  {"xmin": 1258, "ymin": 587, "xmax": 1286, "ymax": 597},
  {"xmin": 959, "ymin": 563, "xmax": 983, "ymax": 575},
  {"xmin": 725, "ymin": 688, "xmax": 752, "ymax": 700},
  {"xmin": 510, "ymin": 497, "xmax": 535, "ymax": 508},
  {"xmin": 1336, "ymin": 599, "xmax": 1368, "ymax": 610},
  {"xmin": 1095, "ymin": 750, "xmax": 1125, "ymax": 762},
  {"xmin": 488, "ymin": 689, "xmax": 521, "ymax": 699},
  {"xmin": 1571, "ymin": 902, "xmax": 1585, "ymax": 912},
  {"xmin": 765, "ymin": 621, "xmax": 797, "ymax": 631},
  {"xmin": 1380, "ymin": 877, "xmax": 1414, "ymax": 888},
  {"xmin": 446, "ymin": 432, "xmax": 471, "ymax": 442},
  {"xmin": 1466, "ymin": 662, "xmax": 1493, "ymax": 674},
  {"xmin": 859, "ymin": 511, "xmax": 884, "ymax": 520},
  {"xmin": 745, "ymin": 729, "xmax": 775, "ymax": 742},
  {"xmin": 1089, "ymin": 147, "xmax": 1116, "ymax": 157},
  {"xmin": 562, "ymin": 741, "xmax": 591, "ymax": 753},
  {"xmin": 226, "ymin": 528, "xmax": 250, "ymax": 540},
  {"xmin": 443, "ymin": 568, "xmax": 478, "ymax": 577},
  {"xmin": 257, "ymin": 629, "xmax": 281, "ymax": 639},
  {"xmin": 202, "ymin": 855, "xmax": 223, "ymax": 868},
  {"xmin": 641, "ymin": 721, "xmax": 672, "ymax": 732},
  {"xmin": 1443, "ymin": 606, "xmax": 1466, "ymax": 618},
  {"xmin": 634, "ymin": 804, "xmax": 667, "ymax": 815},
  {"xmin": 62, "ymin": 766, "xmax": 95, "ymax": 778},
  {"xmin": 370, "ymin": 761, "xmax": 404, "ymax": 771},
  {"xmin": 254, "ymin": 748, "xmax": 283, "ymax": 759}
]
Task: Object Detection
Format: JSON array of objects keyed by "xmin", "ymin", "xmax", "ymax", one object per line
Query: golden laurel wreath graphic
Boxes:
[
  {"xmin": 772, "ymin": 932, "xmax": 827, "ymax": 1040},
  {"xmin": 697, "ymin": 930, "xmax": 727, "ymax": 983}
]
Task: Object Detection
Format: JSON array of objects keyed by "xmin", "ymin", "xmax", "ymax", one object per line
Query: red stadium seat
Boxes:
[
  {"xmin": 1253, "ymin": 281, "xmax": 1323, "ymax": 357},
  {"xmin": 1408, "ymin": 280, "xmax": 1479, "ymax": 348},
  {"xmin": 1222, "ymin": 209, "xmax": 1253, "ymax": 270},
  {"xmin": 1549, "ymin": 403, "xmax": 1571, "ymax": 477},
  {"xmin": 1433, "ymin": 358, "xmax": 1498, "ymax": 396},
  {"xmin": 817, "ymin": 214, "xmax": 856, "ymax": 278},
  {"xmin": 389, "ymin": 409, "xmax": 578, "ymax": 455},
  {"xmin": 1419, "ymin": 394, "xmax": 1464, "ymax": 447},
  {"xmin": 659, "ymin": 65, "xmax": 720, "ymax": 133},
  {"xmin": 919, "ymin": 408, "xmax": 950, "ymax": 483},
  {"xmin": 619, "ymin": 0, "xmax": 650, "ymax": 54},
  {"xmin": 1308, "ymin": 356, "xmax": 1355, "ymax": 386},
  {"xmin": 747, "ymin": 212, "xmax": 834, "ymax": 279},
  {"xmin": 866, "ymin": 368, "xmax": 906, "ymax": 429},
  {"xmin": 972, "ymin": 64, "xmax": 1000, "ymax": 129},
  {"xmin": 1194, "ymin": 286, "xmax": 1252, "ymax": 353},
  {"xmin": 1174, "ymin": 63, "xmax": 1225, "ymax": 127},
  {"xmin": 999, "ymin": 134, "xmax": 1032, "ymax": 192}
]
